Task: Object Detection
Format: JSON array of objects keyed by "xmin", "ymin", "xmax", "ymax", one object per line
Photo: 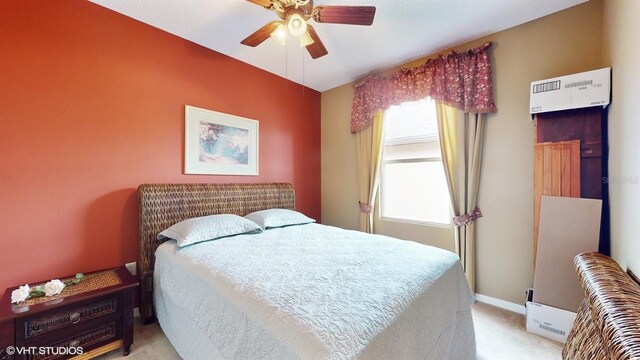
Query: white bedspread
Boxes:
[{"xmin": 154, "ymin": 223, "xmax": 475, "ymax": 360}]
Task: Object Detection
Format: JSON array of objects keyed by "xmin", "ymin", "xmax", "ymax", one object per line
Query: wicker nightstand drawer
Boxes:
[
  {"xmin": 17, "ymin": 295, "xmax": 119, "ymax": 342},
  {"xmin": 18, "ymin": 323, "xmax": 118, "ymax": 360}
]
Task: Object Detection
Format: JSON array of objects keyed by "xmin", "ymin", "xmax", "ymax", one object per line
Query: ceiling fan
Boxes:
[{"xmin": 241, "ymin": 0, "xmax": 376, "ymax": 59}]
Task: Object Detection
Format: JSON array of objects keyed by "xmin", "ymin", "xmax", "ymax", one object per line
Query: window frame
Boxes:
[
  {"xmin": 378, "ymin": 101, "xmax": 452, "ymax": 228},
  {"xmin": 379, "ymin": 155, "xmax": 452, "ymax": 228}
]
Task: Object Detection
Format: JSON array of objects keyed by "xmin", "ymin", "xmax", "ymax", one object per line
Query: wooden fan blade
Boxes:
[
  {"xmin": 241, "ymin": 21, "xmax": 279, "ymax": 47},
  {"xmin": 305, "ymin": 26, "xmax": 328, "ymax": 59},
  {"xmin": 246, "ymin": 0, "xmax": 272, "ymax": 8},
  {"xmin": 314, "ymin": 6, "xmax": 376, "ymax": 25}
]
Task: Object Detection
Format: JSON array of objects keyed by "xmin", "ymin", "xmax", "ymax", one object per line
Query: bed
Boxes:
[{"xmin": 138, "ymin": 183, "xmax": 476, "ymax": 359}]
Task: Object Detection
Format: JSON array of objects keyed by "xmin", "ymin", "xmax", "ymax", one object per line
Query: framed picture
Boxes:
[{"xmin": 185, "ymin": 105, "xmax": 259, "ymax": 175}]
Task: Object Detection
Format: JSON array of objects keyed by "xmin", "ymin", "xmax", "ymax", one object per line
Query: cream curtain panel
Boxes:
[
  {"xmin": 356, "ymin": 111, "xmax": 385, "ymax": 233},
  {"xmin": 436, "ymin": 101, "xmax": 485, "ymax": 291}
]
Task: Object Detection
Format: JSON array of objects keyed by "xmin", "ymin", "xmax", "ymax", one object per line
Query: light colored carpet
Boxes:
[
  {"xmin": 97, "ymin": 301, "xmax": 563, "ymax": 359},
  {"xmin": 473, "ymin": 302, "xmax": 562, "ymax": 360}
]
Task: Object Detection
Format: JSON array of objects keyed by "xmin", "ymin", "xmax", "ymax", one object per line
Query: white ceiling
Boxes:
[{"xmin": 90, "ymin": 0, "xmax": 587, "ymax": 92}]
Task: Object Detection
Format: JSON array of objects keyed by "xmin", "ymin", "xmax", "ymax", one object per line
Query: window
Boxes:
[{"xmin": 380, "ymin": 98, "xmax": 451, "ymax": 226}]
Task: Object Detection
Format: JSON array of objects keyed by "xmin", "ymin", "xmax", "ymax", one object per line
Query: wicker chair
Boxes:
[{"xmin": 563, "ymin": 252, "xmax": 640, "ymax": 359}]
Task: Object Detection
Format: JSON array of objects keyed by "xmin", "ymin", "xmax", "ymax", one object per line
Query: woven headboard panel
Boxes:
[{"xmin": 137, "ymin": 183, "xmax": 294, "ymax": 322}]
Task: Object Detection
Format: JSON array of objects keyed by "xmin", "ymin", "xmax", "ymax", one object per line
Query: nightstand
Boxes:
[{"xmin": 0, "ymin": 267, "xmax": 138, "ymax": 360}]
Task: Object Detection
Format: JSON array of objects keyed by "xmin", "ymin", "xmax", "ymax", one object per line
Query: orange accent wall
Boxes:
[{"xmin": 0, "ymin": 0, "xmax": 321, "ymax": 291}]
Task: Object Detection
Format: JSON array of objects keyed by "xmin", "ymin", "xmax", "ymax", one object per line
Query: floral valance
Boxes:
[{"xmin": 350, "ymin": 42, "xmax": 497, "ymax": 133}]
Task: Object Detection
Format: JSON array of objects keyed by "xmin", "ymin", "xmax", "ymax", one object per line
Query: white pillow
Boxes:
[
  {"xmin": 245, "ymin": 209, "xmax": 315, "ymax": 229},
  {"xmin": 157, "ymin": 214, "xmax": 262, "ymax": 247}
]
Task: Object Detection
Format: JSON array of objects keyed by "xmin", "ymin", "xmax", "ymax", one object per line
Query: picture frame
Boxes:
[{"xmin": 185, "ymin": 105, "xmax": 259, "ymax": 176}]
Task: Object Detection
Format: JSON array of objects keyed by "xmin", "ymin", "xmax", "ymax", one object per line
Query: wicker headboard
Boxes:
[{"xmin": 137, "ymin": 183, "xmax": 295, "ymax": 322}]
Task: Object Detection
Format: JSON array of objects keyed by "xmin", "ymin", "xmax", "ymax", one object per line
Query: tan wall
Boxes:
[
  {"xmin": 321, "ymin": 84, "xmax": 360, "ymax": 230},
  {"xmin": 322, "ymin": 0, "xmax": 604, "ymax": 304},
  {"xmin": 603, "ymin": 0, "xmax": 640, "ymax": 275}
]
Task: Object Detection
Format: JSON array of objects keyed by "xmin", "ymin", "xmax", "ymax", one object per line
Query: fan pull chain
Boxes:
[{"xmin": 302, "ymin": 48, "xmax": 305, "ymax": 95}]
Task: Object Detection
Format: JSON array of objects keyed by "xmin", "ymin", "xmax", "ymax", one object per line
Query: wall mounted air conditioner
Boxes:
[{"xmin": 530, "ymin": 67, "xmax": 610, "ymax": 115}]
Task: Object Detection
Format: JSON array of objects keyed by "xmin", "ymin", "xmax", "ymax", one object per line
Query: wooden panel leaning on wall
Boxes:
[
  {"xmin": 534, "ymin": 106, "xmax": 610, "ymax": 259},
  {"xmin": 533, "ymin": 140, "xmax": 581, "ymax": 268}
]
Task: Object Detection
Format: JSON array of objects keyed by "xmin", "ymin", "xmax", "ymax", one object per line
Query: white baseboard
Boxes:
[{"xmin": 475, "ymin": 293, "xmax": 526, "ymax": 315}]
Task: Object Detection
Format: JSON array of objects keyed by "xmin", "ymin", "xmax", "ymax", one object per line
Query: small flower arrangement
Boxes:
[{"xmin": 11, "ymin": 273, "xmax": 84, "ymax": 304}]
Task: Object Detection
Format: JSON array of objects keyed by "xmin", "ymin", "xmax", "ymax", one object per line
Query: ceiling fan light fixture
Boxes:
[
  {"xmin": 243, "ymin": 0, "xmax": 377, "ymax": 60},
  {"xmin": 287, "ymin": 13, "xmax": 307, "ymax": 37},
  {"xmin": 299, "ymin": 30, "xmax": 315, "ymax": 48},
  {"xmin": 270, "ymin": 22, "xmax": 287, "ymax": 46}
]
